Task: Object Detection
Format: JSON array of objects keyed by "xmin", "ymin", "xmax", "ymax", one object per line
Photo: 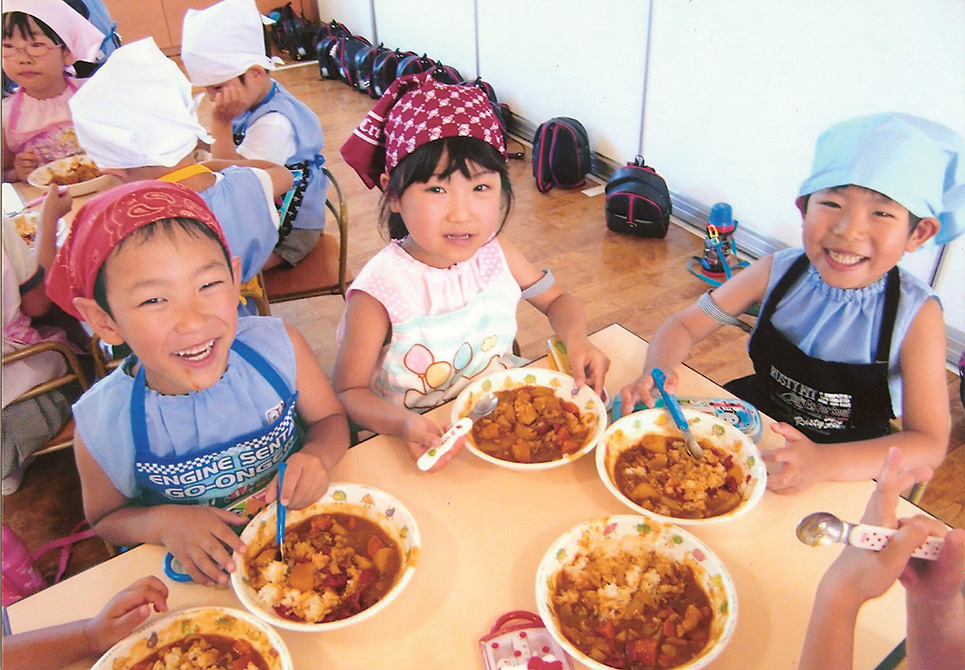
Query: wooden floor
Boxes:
[{"xmin": 2, "ymin": 64, "xmax": 962, "ymax": 583}]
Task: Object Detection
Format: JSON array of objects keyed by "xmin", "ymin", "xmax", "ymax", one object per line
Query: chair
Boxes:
[
  {"xmin": 89, "ymin": 334, "xmax": 128, "ymax": 380},
  {"xmin": 2, "ymin": 341, "xmax": 90, "ymax": 456},
  {"xmin": 261, "ymin": 165, "xmax": 351, "ymax": 303}
]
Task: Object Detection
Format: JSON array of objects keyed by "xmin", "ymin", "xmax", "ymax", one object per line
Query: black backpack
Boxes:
[
  {"xmin": 532, "ymin": 117, "xmax": 591, "ymax": 192},
  {"xmin": 430, "ymin": 61, "xmax": 463, "ymax": 85},
  {"xmin": 355, "ymin": 42, "xmax": 386, "ymax": 95},
  {"xmin": 267, "ymin": 3, "xmax": 314, "ymax": 61},
  {"xmin": 315, "ymin": 35, "xmax": 340, "ymax": 79},
  {"xmin": 335, "ymin": 35, "xmax": 372, "ymax": 87},
  {"xmin": 604, "ymin": 155, "xmax": 672, "ymax": 238},
  {"xmin": 371, "ymin": 49, "xmax": 410, "ymax": 99},
  {"xmin": 396, "ymin": 53, "xmax": 434, "ymax": 80}
]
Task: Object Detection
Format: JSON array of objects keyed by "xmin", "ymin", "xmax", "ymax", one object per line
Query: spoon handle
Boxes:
[
  {"xmin": 276, "ymin": 462, "xmax": 287, "ymax": 561},
  {"xmin": 417, "ymin": 418, "xmax": 473, "ymax": 471},
  {"xmin": 846, "ymin": 522, "xmax": 943, "ymax": 561}
]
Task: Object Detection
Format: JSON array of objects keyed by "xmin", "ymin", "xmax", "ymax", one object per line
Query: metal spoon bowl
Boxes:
[
  {"xmin": 796, "ymin": 511, "xmax": 944, "ymax": 560},
  {"xmin": 796, "ymin": 511, "xmax": 845, "ymax": 547}
]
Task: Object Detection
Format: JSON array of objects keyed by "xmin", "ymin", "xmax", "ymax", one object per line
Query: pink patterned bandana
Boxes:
[
  {"xmin": 341, "ymin": 73, "xmax": 506, "ymax": 190},
  {"xmin": 47, "ymin": 181, "xmax": 228, "ymax": 319}
]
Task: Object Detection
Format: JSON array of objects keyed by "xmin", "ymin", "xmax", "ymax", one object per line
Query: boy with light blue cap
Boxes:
[{"xmin": 621, "ymin": 112, "xmax": 962, "ymax": 493}]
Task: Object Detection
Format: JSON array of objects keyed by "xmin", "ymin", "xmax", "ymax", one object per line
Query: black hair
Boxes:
[
  {"xmin": 379, "ymin": 136, "xmax": 513, "ymax": 241},
  {"xmin": 2, "ymin": 12, "xmax": 66, "ymax": 47},
  {"xmin": 799, "ymin": 187, "xmax": 921, "ymax": 234},
  {"xmin": 93, "ymin": 218, "xmax": 233, "ymax": 317}
]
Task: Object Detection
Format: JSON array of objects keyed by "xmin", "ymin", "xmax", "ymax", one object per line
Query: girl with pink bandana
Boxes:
[
  {"xmin": 1, "ymin": 0, "xmax": 104, "ymax": 182},
  {"xmin": 336, "ymin": 73, "xmax": 609, "ymax": 470}
]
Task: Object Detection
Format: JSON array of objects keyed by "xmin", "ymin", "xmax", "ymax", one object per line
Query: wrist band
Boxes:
[
  {"xmin": 698, "ymin": 291, "xmax": 742, "ymax": 326},
  {"xmin": 520, "ymin": 269, "xmax": 556, "ymax": 300}
]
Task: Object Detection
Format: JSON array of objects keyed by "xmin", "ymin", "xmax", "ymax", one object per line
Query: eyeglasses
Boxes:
[{"xmin": 1, "ymin": 42, "xmax": 57, "ymax": 59}]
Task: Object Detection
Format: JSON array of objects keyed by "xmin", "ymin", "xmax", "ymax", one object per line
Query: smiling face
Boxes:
[
  {"xmin": 389, "ymin": 153, "xmax": 505, "ymax": 269},
  {"xmin": 1, "ymin": 14, "xmax": 71, "ymax": 98},
  {"xmin": 85, "ymin": 222, "xmax": 242, "ymax": 395},
  {"xmin": 800, "ymin": 185, "xmax": 939, "ymax": 289}
]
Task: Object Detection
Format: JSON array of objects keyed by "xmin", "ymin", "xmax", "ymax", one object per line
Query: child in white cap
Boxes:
[
  {"xmin": 181, "ymin": 0, "xmax": 328, "ymax": 270},
  {"xmin": 621, "ymin": 113, "xmax": 963, "ymax": 493},
  {"xmin": 68, "ymin": 37, "xmax": 292, "ymax": 289},
  {"xmin": 2, "ymin": 0, "xmax": 104, "ymax": 182}
]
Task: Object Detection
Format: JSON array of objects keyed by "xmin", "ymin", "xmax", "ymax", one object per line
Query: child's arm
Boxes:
[
  {"xmin": 74, "ymin": 434, "xmax": 248, "ymax": 586},
  {"xmin": 766, "ymin": 298, "xmax": 950, "ymax": 492},
  {"xmin": 264, "ymin": 325, "xmax": 350, "ymax": 510},
  {"xmin": 207, "ymin": 82, "xmax": 251, "ymax": 161},
  {"xmin": 17, "ymin": 186, "xmax": 71, "ymax": 318},
  {"xmin": 333, "ymin": 291, "xmax": 446, "ymax": 466},
  {"xmin": 202, "ymin": 158, "xmax": 294, "ymax": 198},
  {"xmin": 2, "ymin": 135, "xmax": 19, "ymax": 182},
  {"xmin": 498, "ymin": 238, "xmax": 610, "ymax": 394},
  {"xmin": 620, "ymin": 253, "xmax": 773, "ymax": 411},
  {"xmin": 2, "ymin": 576, "xmax": 169, "ymax": 670}
]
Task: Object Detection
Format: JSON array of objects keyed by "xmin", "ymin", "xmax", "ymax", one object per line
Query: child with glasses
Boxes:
[{"xmin": 1, "ymin": 0, "xmax": 104, "ymax": 182}]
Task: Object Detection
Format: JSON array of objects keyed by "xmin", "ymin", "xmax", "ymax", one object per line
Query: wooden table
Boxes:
[{"xmin": 7, "ymin": 324, "xmax": 920, "ymax": 669}]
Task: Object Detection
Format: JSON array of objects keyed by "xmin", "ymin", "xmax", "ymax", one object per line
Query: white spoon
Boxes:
[
  {"xmin": 417, "ymin": 393, "xmax": 499, "ymax": 471},
  {"xmin": 796, "ymin": 511, "xmax": 943, "ymax": 561}
]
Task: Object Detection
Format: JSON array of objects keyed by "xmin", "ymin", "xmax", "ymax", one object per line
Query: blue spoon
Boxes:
[
  {"xmin": 275, "ymin": 461, "xmax": 287, "ymax": 561},
  {"xmin": 651, "ymin": 368, "xmax": 704, "ymax": 460}
]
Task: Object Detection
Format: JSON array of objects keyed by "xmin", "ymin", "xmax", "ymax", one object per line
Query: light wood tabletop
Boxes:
[{"xmin": 6, "ymin": 323, "xmax": 921, "ymax": 669}]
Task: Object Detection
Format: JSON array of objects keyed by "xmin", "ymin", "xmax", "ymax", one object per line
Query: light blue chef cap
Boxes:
[{"xmin": 798, "ymin": 113, "xmax": 965, "ymax": 245}]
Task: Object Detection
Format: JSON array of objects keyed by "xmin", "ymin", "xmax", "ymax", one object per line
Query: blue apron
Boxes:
[{"xmin": 131, "ymin": 339, "xmax": 301, "ymax": 508}]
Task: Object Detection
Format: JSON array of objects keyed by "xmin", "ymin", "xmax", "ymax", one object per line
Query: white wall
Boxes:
[
  {"xmin": 316, "ymin": 0, "xmax": 965, "ymax": 356},
  {"xmin": 314, "ymin": 0, "xmax": 375, "ymax": 44}
]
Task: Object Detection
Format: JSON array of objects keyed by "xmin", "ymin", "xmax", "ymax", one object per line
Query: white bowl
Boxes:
[
  {"xmin": 93, "ymin": 606, "xmax": 292, "ymax": 670},
  {"xmin": 597, "ymin": 408, "xmax": 766, "ymax": 525},
  {"xmin": 231, "ymin": 483, "xmax": 420, "ymax": 632},
  {"xmin": 536, "ymin": 516, "xmax": 738, "ymax": 670},
  {"xmin": 27, "ymin": 154, "xmax": 113, "ymax": 196},
  {"xmin": 450, "ymin": 368, "xmax": 607, "ymax": 471}
]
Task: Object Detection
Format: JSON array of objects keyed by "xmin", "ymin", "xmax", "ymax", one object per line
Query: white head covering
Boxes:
[
  {"xmin": 798, "ymin": 113, "xmax": 965, "ymax": 245},
  {"xmin": 68, "ymin": 38, "xmax": 213, "ymax": 169},
  {"xmin": 3, "ymin": 0, "xmax": 105, "ymax": 62},
  {"xmin": 181, "ymin": 0, "xmax": 277, "ymax": 87}
]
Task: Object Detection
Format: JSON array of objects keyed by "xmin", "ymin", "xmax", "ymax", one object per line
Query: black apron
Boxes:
[{"xmin": 725, "ymin": 254, "xmax": 899, "ymax": 443}]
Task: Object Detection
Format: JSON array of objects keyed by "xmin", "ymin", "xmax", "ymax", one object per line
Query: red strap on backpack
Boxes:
[{"xmin": 29, "ymin": 520, "xmax": 97, "ymax": 585}]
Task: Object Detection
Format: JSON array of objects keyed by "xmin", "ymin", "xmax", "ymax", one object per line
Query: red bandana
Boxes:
[
  {"xmin": 47, "ymin": 180, "xmax": 228, "ymax": 319},
  {"xmin": 340, "ymin": 73, "xmax": 506, "ymax": 190}
]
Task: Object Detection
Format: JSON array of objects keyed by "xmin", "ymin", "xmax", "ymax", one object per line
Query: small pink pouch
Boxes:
[{"xmin": 480, "ymin": 610, "xmax": 573, "ymax": 670}]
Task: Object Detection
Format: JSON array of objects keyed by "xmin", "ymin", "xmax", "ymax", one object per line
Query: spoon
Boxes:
[
  {"xmin": 417, "ymin": 392, "xmax": 499, "ymax": 471},
  {"xmin": 796, "ymin": 511, "xmax": 943, "ymax": 561},
  {"xmin": 651, "ymin": 368, "xmax": 704, "ymax": 460},
  {"xmin": 275, "ymin": 461, "xmax": 287, "ymax": 561}
]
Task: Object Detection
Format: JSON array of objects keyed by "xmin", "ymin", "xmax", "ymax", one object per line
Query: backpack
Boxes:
[
  {"xmin": 604, "ymin": 155, "xmax": 672, "ymax": 238},
  {"xmin": 315, "ymin": 35, "xmax": 340, "ymax": 79},
  {"xmin": 532, "ymin": 117, "xmax": 591, "ymax": 192},
  {"xmin": 355, "ymin": 42, "xmax": 386, "ymax": 95},
  {"xmin": 267, "ymin": 3, "xmax": 314, "ymax": 61},
  {"xmin": 466, "ymin": 78, "xmax": 523, "ymax": 160},
  {"xmin": 371, "ymin": 49, "xmax": 410, "ymax": 99},
  {"xmin": 396, "ymin": 53, "xmax": 435, "ymax": 80},
  {"xmin": 430, "ymin": 61, "xmax": 463, "ymax": 85},
  {"xmin": 335, "ymin": 35, "xmax": 372, "ymax": 87}
]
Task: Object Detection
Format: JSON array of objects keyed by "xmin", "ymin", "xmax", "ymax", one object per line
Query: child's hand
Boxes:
[
  {"xmin": 402, "ymin": 412, "xmax": 444, "ymax": 467},
  {"xmin": 84, "ymin": 576, "xmax": 169, "ymax": 655},
  {"xmin": 762, "ymin": 422, "xmax": 829, "ymax": 493},
  {"xmin": 818, "ymin": 448, "xmax": 937, "ymax": 608},
  {"xmin": 619, "ymin": 368, "xmax": 674, "ymax": 415},
  {"xmin": 156, "ymin": 505, "xmax": 248, "ymax": 586},
  {"xmin": 210, "ymin": 83, "xmax": 251, "ymax": 123},
  {"xmin": 14, "ymin": 148, "xmax": 40, "ymax": 182},
  {"xmin": 268, "ymin": 452, "xmax": 331, "ymax": 510},
  {"xmin": 40, "ymin": 185, "xmax": 71, "ymax": 223},
  {"xmin": 568, "ymin": 341, "xmax": 610, "ymax": 397}
]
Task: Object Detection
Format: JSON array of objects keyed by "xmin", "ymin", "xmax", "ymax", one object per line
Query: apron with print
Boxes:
[
  {"xmin": 375, "ymin": 283, "xmax": 522, "ymax": 411},
  {"xmin": 7, "ymin": 81, "xmax": 83, "ymax": 165},
  {"xmin": 131, "ymin": 339, "xmax": 301, "ymax": 508},
  {"xmin": 725, "ymin": 254, "xmax": 899, "ymax": 443}
]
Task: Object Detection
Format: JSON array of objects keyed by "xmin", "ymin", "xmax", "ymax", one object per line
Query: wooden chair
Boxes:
[
  {"xmin": 2, "ymin": 341, "xmax": 90, "ymax": 455},
  {"xmin": 261, "ymin": 165, "xmax": 351, "ymax": 303},
  {"xmin": 88, "ymin": 334, "xmax": 129, "ymax": 380}
]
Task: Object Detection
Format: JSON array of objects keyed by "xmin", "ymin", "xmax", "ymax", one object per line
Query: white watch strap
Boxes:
[{"xmin": 697, "ymin": 291, "xmax": 742, "ymax": 327}]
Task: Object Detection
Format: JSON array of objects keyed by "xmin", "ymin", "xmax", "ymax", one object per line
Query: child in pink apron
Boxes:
[
  {"xmin": 46, "ymin": 181, "xmax": 350, "ymax": 586},
  {"xmin": 1, "ymin": 0, "xmax": 104, "ymax": 182},
  {"xmin": 335, "ymin": 73, "xmax": 609, "ymax": 470}
]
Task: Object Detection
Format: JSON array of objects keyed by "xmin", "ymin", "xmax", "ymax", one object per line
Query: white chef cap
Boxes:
[
  {"xmin": 3, "ymin": 0, "xmax": 105, "ymax": 62},
  {"xmin": 69, "ymin": 38, "xmax": 213, "ymax": 169},
  {"xmin": 181, "ymin": 0, "xmax": 276, "ymax": 87}
]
